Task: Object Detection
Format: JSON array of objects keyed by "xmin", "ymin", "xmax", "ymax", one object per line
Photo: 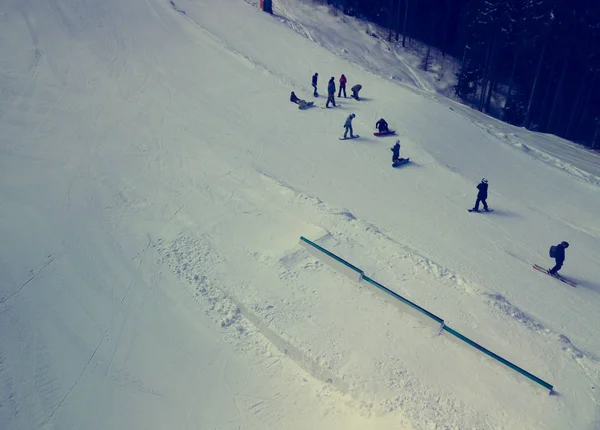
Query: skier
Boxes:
[
  {"xmin": 548, "ymin": 241, "xmax": 569, "ymax": 276},
  {"xmin": 471, "ymin": 178, "xmax": 489, "ymax": 212},
  {"xmin": 391, "ymin": 140, "xmax": 401, "ymax": 162},
  {"xmin": 351, "ymin": 84, "xmax": 362, "ymax": 100},
  {"xmin": 343, "ymin": 113, "xmax": 356, "ymax": 138},
  {"xmin": 312, "ymin": 73, "xmax": 319, "ymax": 97},
  {"xmin": 338, "ymin": 74, "xmax": 347, "ymax": 98},
  {"xmin": 376, "ymin": 118, "xmax": 389, "ymax": 133},
  {"xmin": 326, "ymin": 77, "xmax": 337, "ymax": 108}
]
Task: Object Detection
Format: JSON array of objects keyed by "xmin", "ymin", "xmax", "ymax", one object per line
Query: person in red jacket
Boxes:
[{"xmin": 338, "ymin": 74, "xmax": 347, "ymax": 98}]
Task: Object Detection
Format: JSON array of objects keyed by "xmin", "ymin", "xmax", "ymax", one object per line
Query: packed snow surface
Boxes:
[{"xmin": 1, "ymin": 0, "xmax": 599, "ymax": 429}]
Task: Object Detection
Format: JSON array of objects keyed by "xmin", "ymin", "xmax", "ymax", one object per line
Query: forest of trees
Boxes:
[{"xmin": 313, "ymin": 0, "xmax": 600, "ymax": 149}]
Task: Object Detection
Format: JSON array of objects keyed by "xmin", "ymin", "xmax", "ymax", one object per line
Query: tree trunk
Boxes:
[
  {"xmin": 423, "ymin": 45, "xmax": 431, "ymax": 71},
  {"xmin": 395, "ymin": 0, "xmax": 402, "ymax": 41},
  {"xmin": 484, "ymin": 77, "xmax": 497, "ymax": 113},
  {"xmin": 591, "ymin": 120, "xmax": 600, "ymax": 149},
  {"xmin": 524, "ymin": 32, "xmax": 549, "ymax": 128},
  {"xmin": 537, "ymin": 52, "xmax": 558, "ymax": 129},
  {"xmin": 565, "ymin": 70, "xmax": 591, "ymax": 138},
  {"xmin": 402, "ymin": 0, "xmax": 409, "ymax": 48},
  {"xmin": 504, "ymin": 50, "xmax": 519, "ymax": 118},
  {"xmin": 479, "ymin": 30, "xmax": 496, "ymax": 111},
  {"xmin": 388, "ymin": 0, "xmax": 394, "ymax": 42},
  {"xmin": 546, "ymin": 49, "xmax": 571, "ymax": 132}
]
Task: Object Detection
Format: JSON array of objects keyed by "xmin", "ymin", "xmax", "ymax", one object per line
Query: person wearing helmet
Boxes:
[
  {"xmin": 343, "ymin": 113, "xmax": 356, "ymax": 138},
  {"xmin": 471, "ymin": 178, "xmax": 489, "ymax": 212},
  {"xmin": 548, "ymin": 241, "xmax": 569, "ymax": 276}
]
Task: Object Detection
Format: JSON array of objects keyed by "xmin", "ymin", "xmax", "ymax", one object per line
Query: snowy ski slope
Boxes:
[{"xmin": 1, "ymin": 0, "xmax": 599, "ymax": 428}]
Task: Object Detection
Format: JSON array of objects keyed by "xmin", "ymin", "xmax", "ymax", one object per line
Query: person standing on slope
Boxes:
[
  {"xmin": 376, "ymin": 118, "xmax": 389, "ymax": 133},
  {"xmin": 343, "ymin": 113, "xmax": 356, "ymax": 138},
  {"xmin": 351, "ymin": 84, "xmax": 362, "ymax": 100},
  {"xmin": 312, "ymin": 73, "xmax": 319, "ymax": 97},
  {"xmin": 391, "ymin": 140, "xmax": 401, "ymax": 162},
  {"xmin": 471, "ymin": 178, "xmax": 489, "ymax": 212},
  {"xmin": 326, "ymin": 77, "xmax": 337, "ymax": 108},
  {"xmin": 338, "ymin": 74, "xmax": 347, "ymax": 98},
  {"xmin": 548, "ymin": 241, "xmax": 569, "ymax": 276}
]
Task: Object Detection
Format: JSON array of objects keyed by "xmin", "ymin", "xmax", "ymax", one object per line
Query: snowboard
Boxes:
[
  {"xmin": 299, "ymin": 101, "xmax": 315, "ymax": 110},
  {"xmin": 532, "ymin": 264, "xmax": 577, "ymax": 287},
  {"xmin": 339, "ymin": 135, "xmax": 360, "ymax": 140},
  {"xmin": 322, "ymin": 103, "xmax": 342, "ymax": 109},
  {"xmin": 374, "ymin": 130, "xmax": 396, "ymax": 137},
  {"xmin": 392, "ymin": 158, "xmax": 410, "ymax": 167},
  {"xmin": 351, "ymin": 94, "xmax": 360, "ymax": 100},
  {"xmin": 467, "ymin": 208, "xmax": 494, "ymax": 213}
]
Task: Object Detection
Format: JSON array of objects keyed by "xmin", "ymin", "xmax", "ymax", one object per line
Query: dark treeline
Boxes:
[{"xmin": 314, "ymin": 0, "xmax": 600, "ymax": 148}]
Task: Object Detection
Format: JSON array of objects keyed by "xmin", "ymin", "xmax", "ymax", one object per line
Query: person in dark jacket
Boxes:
[
  {"xmin": 312, "ymin": 73, "xmax": 319, "ymax": 97},
  {"xmin": 548, "ymin": 241, "xmax": 569, "ymax": 275},
  {"xmin": 351, "ymin": 84, "xmax": 362, "ymax": 100},
  {"xmin": 376, "ymin": 118, "xmax": 389, "ymax": 133},
  {"xmin": 326, "ymin": 77, "xmax": 337, "ymax": 108},
  {"xmin": 471, "ymin": 178, "xmax": 489, "ymax": 212},
  {"xmin": 290, "ymin": 91, "xmax": 308, "ymax": 108},
  {"xmin": 391, "ymin": 140, "xmax": 401, "ymax": 162},
  {"xmin": 338, "ymin": 74, "xmax": 347, "ymax": 98}
]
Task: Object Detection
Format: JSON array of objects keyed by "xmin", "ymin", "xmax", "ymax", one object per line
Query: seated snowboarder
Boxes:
[
  {"xmin": 471, "ymin": 178, "xmax": 489, "ymax": 212},
  {"xmin": 343, "ymin": 113, "xmax": 356, "ymax": 138},
  {"xmin": 351, "ymin": 84, "xmax": 362, "ymax": 100},
  {"xmin": 290, "ymin": 91, "xmax": 308, "ymax": 108},
  {"xmin": 376, "ymin": 118, "xmax": 389, "ymax": 133},
  {"xmin": 548, "ymin": 241, "xmax": 569, "ymax": 276},
  {"xmin": 391, "ymin": 140, "xmax": 401, "ymax": 163}
]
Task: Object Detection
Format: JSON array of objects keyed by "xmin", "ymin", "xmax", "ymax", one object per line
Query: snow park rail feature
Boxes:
[{"xmin": 298, "ymin": 236, "xmax": 554, "ymax": 393}]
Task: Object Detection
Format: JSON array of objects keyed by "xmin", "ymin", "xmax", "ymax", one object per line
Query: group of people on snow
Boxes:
[
  {"xmin": 294, "ymin": 75, "xmax": 571, "ymax": 278},
  {"xmin": 308, "ymin": 73, "xmax": 362, "ymax": 103}
]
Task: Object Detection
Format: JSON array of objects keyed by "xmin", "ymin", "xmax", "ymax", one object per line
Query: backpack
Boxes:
[{"xmin": 549, "ymin": 245, "xmax": 557, "ymax": 258}]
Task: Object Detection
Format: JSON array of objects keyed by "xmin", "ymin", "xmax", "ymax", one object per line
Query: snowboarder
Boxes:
[
  {"xmin": 351, "ymin": 84, "xmax": 362, "ymax": 100},
  {"xmin": 326, "ymin": 77, "xmax": 337, "ymax": 108},
  {"xmin": 471, "ymin": 178, "xmax": 489, "ymax": 212},
  {"xmin": 338, "ymin": 74, "xmax": 347, "ymax": 98},
  {"xmin": 391, "ymin": 140, "xmax": 401, "ymax": 162},
  {"xmin": 290, "ymin": 91, "xmax": 304, "ymax": 105},
  {"xmin": 312, "ymin": 73, "xmax": 319, "ymax": 97},
  {"xmin": 290, "ymin": 92, "xmax": 311, "ymax": 109},
  {"xmin": 376, "ymin": 118, "xmax": 389, "ymax": 133},
  {"xmin": 343, "ymin": 113, "xmax": 356, "ymax": 138},
  {"xmin": 548, "ymin": 241, "xmax": 569, "ymax": 276}
]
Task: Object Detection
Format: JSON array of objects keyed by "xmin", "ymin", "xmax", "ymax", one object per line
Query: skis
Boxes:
[
  {"xmin": 392, "ymin": 158, "xmax": 410, "ymax": 167},
  {"xmin": 532, "ymin": 264, "xmax": 577, "ymax": 287},
  {"xmin": 339, "ymin": 135, "xmax": 360, "ymax": 140},
  {"xmin": 467, "ymin": 208, "xmax": 494, "ymax": 213}
]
